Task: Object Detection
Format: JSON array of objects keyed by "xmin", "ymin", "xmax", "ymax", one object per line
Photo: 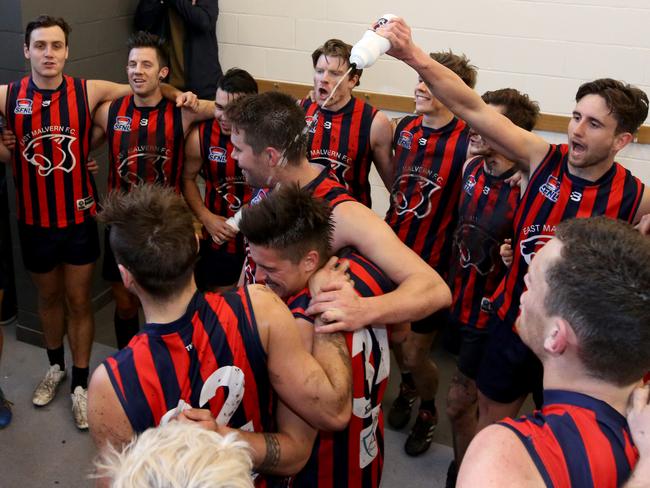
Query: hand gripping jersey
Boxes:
[
  {"xmin": 499, "ymin": 390, "xmax": 638, "ymax": 487},
  {"xmin": 107, "ymin": 95, "xmax": 184, "ymax": 193},
  {"xmin": 385, "ymin": 115, "xmax": 471, "ymax": 274},
  {"xmin": 6, "ymin": 76, "xmax": 96, "ymax": 228},
  {"xmin": 448, "ymin": 157, "xmax": 520, "ymax": 329},
  {"xmin": 490, "ymin": 144, "xmax": 644, "ymax": 327},
  {"xmin": 103, "ymin": 288, "xmax": 276, "ymax": 442},
  {"xmin": 301, "ymin": 97, "xmax": 377, "ymax": 207},
  {"xmin": 287, "ymin": 250, "xmax": 394, "ymax": 488},
  {"xmin": 197, "ymin": 119, "xmax": 253, "ymax": 255},
  {"xmin": 243, "ymin": 167, "xmax": 355, "ymax": 284}
]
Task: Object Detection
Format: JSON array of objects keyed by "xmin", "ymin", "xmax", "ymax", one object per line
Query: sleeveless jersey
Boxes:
[
  {"xmin": 5, "ymin": 75, "xmax": 96, "ymax": 228},
  {"xmin": 288, "ymin": 250, "xmax": 394, "ymax": 488},
  {"xmin": 385, "ymin": 115, "xmax": 470, "ymax": 273},
  {"xmin": 243, "ymin": 167, "xmax": 355, "ymax": 284},
  {"xmin": 491, "ymin": 144, "xmax": 644, "ymax": 326},
  {"xmin": 301, "ymin": 97, "xmax": 377, "ymax": 207},
  {"xmin": 448, "ymin": 158, "xmax": 520, "ymax": 329},
  {"xmin": 103, "ymin": 288, "xmax": 275, "ymax": 436},
  {"xmin": 106, "ymin": 95, "xmax": 184, "ymax": 194},
  {"xmin": 499, "ymin": 390, "xmax": 638, "ymax": 487},
  {"xmin": 198, "ymin": 119, "xmax": 252, "ymax": 255}
]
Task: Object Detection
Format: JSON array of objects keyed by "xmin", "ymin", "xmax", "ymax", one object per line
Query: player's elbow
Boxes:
[{"xmin": 320, "ymin": 399, "xmax": 352, "ymax": 432}]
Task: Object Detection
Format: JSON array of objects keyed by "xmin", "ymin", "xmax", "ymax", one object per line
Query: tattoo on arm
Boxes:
[{"xmin": 259, "ymin": 433, "xmax": 281, "ymax": 471}]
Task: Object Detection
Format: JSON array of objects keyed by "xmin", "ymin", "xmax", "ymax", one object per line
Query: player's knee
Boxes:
[
  {"xmin": 389, "ymin": 322, "xmax": 410, "ymax": 345},
  {"xmin": 38, "ymin": 288, "xmax": 64, "ymax": 309},
  {"xmin": 446, "ymin": 374, "xmax": 477, "ymax": 421}
]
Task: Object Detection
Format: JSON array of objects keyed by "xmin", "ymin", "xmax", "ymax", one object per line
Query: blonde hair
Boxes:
[{"xmin": 93, "ymin": 422, "xmax": 254, "ymax": 488}]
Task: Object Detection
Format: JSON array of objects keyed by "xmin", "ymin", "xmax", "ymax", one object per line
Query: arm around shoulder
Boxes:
[
  {"xmin": 248, "ymin": 285, "xmax": 352, "ymax": 431},
  {"xmin": 326, "ymin": 201, "xmax": 451, "ymax": 326}
]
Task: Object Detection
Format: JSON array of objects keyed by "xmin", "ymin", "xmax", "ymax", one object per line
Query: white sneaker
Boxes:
[
  {"xmin": 71, "ymin": 386, "xmax": 88, "ymax": 430},
  {"xmin": 32, "ymin": 364, "xmax": 66, "ymax": 406}
]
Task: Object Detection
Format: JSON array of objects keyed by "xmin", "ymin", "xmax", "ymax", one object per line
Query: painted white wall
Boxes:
[{"xmin": 217, "ymin": 0, "xmax": 650, "ymax": 196}]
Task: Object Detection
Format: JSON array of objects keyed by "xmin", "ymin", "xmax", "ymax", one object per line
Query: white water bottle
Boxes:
[
  {"xmin": 225, "ymin": 209, "xmax": 242, "ymax": 232},
  {"xmin": 349, "ymin": 14, "xmax": 397, "ymax": 69}
]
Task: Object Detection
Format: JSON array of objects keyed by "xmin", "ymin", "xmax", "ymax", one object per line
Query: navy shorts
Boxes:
[
  {"xmin": 18, "ymin": 219, "xmax": 100, "ymax": 274},
  {"xmin": 194, "ymin": 240, "xmax": 245, "ymax": 291},
  {"xmin": 411, "ymin": 307, "xmax": 449, "ymax": 334},
  {"xmin": 476, "ymin": 314, "xmax": 543, "ymax": 406},
  {"xmin": 444, "ymin": 319, "xmax": 489, "ymax": 380}
]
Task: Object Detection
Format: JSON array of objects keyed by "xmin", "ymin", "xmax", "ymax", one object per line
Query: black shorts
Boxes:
[
  {"xmin": 102, "ymin": 227, "xmax": 121, "ymax": 282},
  {"xmin": 444, "ymin": 319, "xmax": 489, "ymax": 380},
  {"xmin": 194, "ymin": 240, "xmax": 245, "ymax": 291},
  {"xmin": 476, "ymin": 314, "xmax": 543, "ymax": 406},
  {"xmin": 18, "ymin": 219, "xmax": 100, "ymax": 274},
  {"xmin": 411, "ymin": 308, "xmax": 448, "ymax": 334}
]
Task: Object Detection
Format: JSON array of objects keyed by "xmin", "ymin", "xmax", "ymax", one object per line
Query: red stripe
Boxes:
[
  {"xmin": 569, "ymin": 406, "xmax": 618, "ymax": 486},
  {"xmin": 160, "ymin": 330, "xmax": 194, "ymax": 405},
  {"xmin": 105, "ymin": 356, "xmax": 127, "ymax": 399}
]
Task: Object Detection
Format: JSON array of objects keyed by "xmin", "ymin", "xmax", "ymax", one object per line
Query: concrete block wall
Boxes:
[
  {"xmin": 0, "ymin": 0, "xmax": 138, "ymax": 344},
  {"xmin": 217, "ymin": 0, "xmax": 650, "ymax": 204}
]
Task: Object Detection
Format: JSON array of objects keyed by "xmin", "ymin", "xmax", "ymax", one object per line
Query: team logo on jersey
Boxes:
[
  {"xmin": 392, "ymin": 174, "xmax": 441, "ymax": 218},
  {"xmin": 397, "ymin": 130, "xmax": 413, "ymax": 149},
  {"xmin": 113, "ymin": 116, "xmax": 132, "ymax": 132},
  {"xmin": 313, "ymin": 157, "xmax": 351, "ymax": 190},
  {"xmin": 23, "ymin": 134, "xmax": 77, "ymax": 176},
  {"xmin": 14, "ymin": 99, "xmax": 33, "ymax": 115},
  {"xmin": 519, "ymin": 234, "xmax": 553, "ymax": 265},
  {"xmin": 118, "ymin": 152, "xmax": 170, "ymax": 187},
  {"xmin": 216, "ymin": 181, "xmax": 246, "ymax": 211},
  {"xmin": 305, "ymin": 114, "xmax": 318, "ymax": 134},
  {"xmin": 539, "ymin": 175, "xmax": 560, "ymax": 203},
  {"xmin": 250, "ymin": 188, "xmax": 268, "ymax": 206},
  {"xmin": 208, "ymin": 146, "xmax": 228, "ymax": 163},
  {"xmin": 454, "ymin": 223, "xmax": 499, "ymax": 276},
  {"xmin": 463, "ymin": 174, "xmax": 477, "ymax": 195}
]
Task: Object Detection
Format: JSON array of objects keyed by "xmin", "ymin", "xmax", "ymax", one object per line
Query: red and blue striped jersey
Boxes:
[
  {"xmin": 287, "ymin": 249, "xmax": 394, "ymax": 488},
  {"xmin": 385, "ymin": 115, "xmax": 470, "ymax": 274},
  {"xmin": 448, "ymin": 158, "xmax": 520, "ymax": 329},
  {"xmin": 301, "ymin": 97, "xmax": 377, "ymax": 207},
  {"xmin": 500, "ymin": 390, "xmax": 638, "ymax": 487},
  {"xmin": 244, "ymin": 167, "xmax": 355, "ymax": 284},
  {"xmin": 197, "ymin": 119, "xmax": 252, "ymax": 255},
  {"xmin": 491, "ymin": 144, "xmax": 644, "ymax": 327},
  {"xmin": 107, "ymin": 95, "xmax": 184, "ymax": 194},
  {"xmin": 5, "ymin": 76, "xmax": 96, "ymax": 228},
  {"xmin": 103, "ymin": 288, "xmax": 275, "ymax": 436}
]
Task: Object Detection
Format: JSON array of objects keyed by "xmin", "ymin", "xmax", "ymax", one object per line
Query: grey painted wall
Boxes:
[{"xmin": 1, "ymin": 0, "xmax": 139, "ymax": 344}]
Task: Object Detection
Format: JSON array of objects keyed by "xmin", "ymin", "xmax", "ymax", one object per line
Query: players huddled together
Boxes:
[{"xmin": 0, "ymin": 12, "xmax": 649, "ymax": 488}]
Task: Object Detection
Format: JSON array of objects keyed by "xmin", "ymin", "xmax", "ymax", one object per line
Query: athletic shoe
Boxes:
[
  {"xmin": 404, "ymin": 409, "xmax": 438, "ymax": 456},
  {"xmin": 0, "ymin": 387, "xmax": 12, "ymax": 428},
  {"xmin": 71, "ymin": 386, "xmax": 88, "ymax": 430},
  {"xmin": 445, "ymin": 460, "xmax": 458, "ymax": 488},
  {"xmin": 387, "ymin": 382, "xmax": 417, "ymax": 429},
  {"xmin": 32, "ymin": 364, "xmax": 66, "ymax": 406}
]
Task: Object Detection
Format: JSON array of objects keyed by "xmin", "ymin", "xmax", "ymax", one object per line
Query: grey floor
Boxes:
[{"xmin": 0, "ymin": 303, "xmax": 459, "ymax": 487}]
